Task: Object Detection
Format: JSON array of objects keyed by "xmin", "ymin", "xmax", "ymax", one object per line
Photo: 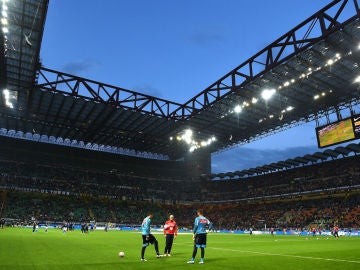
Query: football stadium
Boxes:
[{"xmin": 0, "ymin": 0, "xmax": 360, "ymax": 269}]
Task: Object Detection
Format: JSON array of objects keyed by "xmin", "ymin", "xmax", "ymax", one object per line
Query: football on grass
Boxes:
[{"xmin": 118, "ymin": 251, "xmax": 125, "ymax": 257}]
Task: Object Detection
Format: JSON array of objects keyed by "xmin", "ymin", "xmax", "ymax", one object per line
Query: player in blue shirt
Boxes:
[
  {"xmin": 187, "ymin": 209, "xmax": 212, "ymax": 264},
  {"xmin": 141, "ymin": 213, "xmax": 161, "ymax": 261}
]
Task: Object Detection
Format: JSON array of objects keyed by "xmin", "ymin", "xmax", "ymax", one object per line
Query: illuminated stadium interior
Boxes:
[
  {"xmin": 0, "ymin": 0, "xmax": 359, "ymax": 232},
  {"xmin": 1, "ymin": 0, "xmax": 360, "ymax": 163}
]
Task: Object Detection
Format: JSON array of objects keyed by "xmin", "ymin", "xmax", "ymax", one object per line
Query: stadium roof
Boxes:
[
  {"xmin": 210, "ymin": 141, "xmax": 360, "ymax": 179},
  {"xmin": 1, "ymin": 0, "xmax": 360, "ymax": 160}
]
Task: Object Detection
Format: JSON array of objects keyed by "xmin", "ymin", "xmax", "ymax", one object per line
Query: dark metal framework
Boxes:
[
  {"xmin": 36, "ymin": 0, "xmax": 360, "ymax": 120},
  {"xmin": 37, "ymin": 67, "xmax": 188, "ymax": 120},
  {"xmin": 2, "ymin": 0, "xmax": 360, "ymax": 160},
  {"xmin": 171, "ymin": 0, "xmax": 360, "ymax": 120}
]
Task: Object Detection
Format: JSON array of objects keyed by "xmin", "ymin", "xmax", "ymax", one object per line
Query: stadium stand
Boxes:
[
  {"xmin": 0, "ymin": 136, "xmax": 359, "ymax": 231},
  {"xmin": 0, "ymin": 0, "xmax": 359, "ymax": 234}
]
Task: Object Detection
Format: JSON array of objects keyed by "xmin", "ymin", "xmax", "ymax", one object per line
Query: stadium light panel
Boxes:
[
  {"xmin": 234, "ymin": 105, "xmax": 242, "ymax": 113},
  {"xmin": 3, "ymin": 89, "xmax": 14, "ymax": 109},
  {"xmin": 283, "ymin": 81, "xmax": 290, "ymax": 87},
  {"xmin": 261, "ymin": 88, "xmax": 276, "ymax": 100}
]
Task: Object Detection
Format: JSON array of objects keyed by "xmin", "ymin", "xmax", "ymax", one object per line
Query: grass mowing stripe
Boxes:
[
  {"xmin": 1, "ymin": 228, "xmax": 359, "ymax": 270},
  {"xmin": 210, "ymin": 247, "xmax": 360, "ymax": 264}
]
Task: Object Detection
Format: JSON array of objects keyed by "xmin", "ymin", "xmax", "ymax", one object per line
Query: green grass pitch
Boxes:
[{"xmin": 0, "ymin": 228, "xmax": 359, "ymax": 270}]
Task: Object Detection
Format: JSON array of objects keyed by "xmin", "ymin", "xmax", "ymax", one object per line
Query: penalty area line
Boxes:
[{"xmin": 210, "ymin": 247, "xmax": 360, "ymax": 264}]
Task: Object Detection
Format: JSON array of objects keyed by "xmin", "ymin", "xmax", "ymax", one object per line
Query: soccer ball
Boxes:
[{"xmin": 118, "ymin": 251, "xmax": 125, "ymax": 257}]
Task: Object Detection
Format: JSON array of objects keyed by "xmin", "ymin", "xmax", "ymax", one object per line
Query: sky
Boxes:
[{"xmin": 40, "ymin": 0, "xmax": 359, "ymax": 173}]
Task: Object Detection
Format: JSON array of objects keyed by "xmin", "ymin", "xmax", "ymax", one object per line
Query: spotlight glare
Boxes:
[
  {"xmin": 234, "ymin": 105, "xmax": 242, "ymax": 113},
  {"xmin": 3, "ymin": 88, "xmax": 9, "ymax": 97},
  {"xmin": 314, "ymin": 94, "xmax": 320, "ymax": 100},
  {"xmin": 327, "ymin": 59, "xmax": 334, "ymax": 65},
  {"xmin": 261, "ymin": 88, "xmax": 276, "ymax": 101}
]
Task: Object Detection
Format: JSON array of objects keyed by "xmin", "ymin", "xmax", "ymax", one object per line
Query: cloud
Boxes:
[
  {"xmin": 212, "ymin": 145, "xmax": 319, "ymax": 173},
  {"xmin": 188, "ymin": 25, "xmax": 226, "ymax": 46},
  {"xmin": 62, "ymin": 59, "xmax": 101, "ymax": 75},
  {"xmin": 189, "ymin": 31, "xmax": 224, "ymax": 45},
  {"xmin": 132, "ymin": 84, "xmax": 163, "ymax": 98}
]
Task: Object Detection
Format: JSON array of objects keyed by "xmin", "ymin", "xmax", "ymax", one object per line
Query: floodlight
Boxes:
[
  {"xmin": 327, "ymin": 59, "xmax": 334, "ymax": 65},
  {"xmin": 261, "ymin": 88, "xmax": 276, "ymax": 100},
  {"xmin": 3, "ymin": 88, "xmax": 9, "ymax": 97},
  {"xmin": 234, "ymin": 105, "xmax": 242, "ymax": 113}
]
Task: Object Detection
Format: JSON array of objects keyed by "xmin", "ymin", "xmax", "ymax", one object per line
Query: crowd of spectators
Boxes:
[
  {"xmin": 203, "ymin": 155, "xmax": 360, "ymax": 202},
  {"xmin": 0, "ymin": 150, "xmax": 359, "ymax": 231},
  {"xmin": 2, "ymin": 190, "xmax": 359, "ymax": 231}
]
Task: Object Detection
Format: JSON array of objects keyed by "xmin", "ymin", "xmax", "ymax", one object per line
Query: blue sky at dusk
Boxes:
[{"xmin": 40, "ymin": 0, "xmax": 359, "ymax": 173}]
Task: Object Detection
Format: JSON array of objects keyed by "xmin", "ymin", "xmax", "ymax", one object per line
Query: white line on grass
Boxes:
[{"xmin": 210, "ymin": 247, "xmax": 360, "ymax": 264}]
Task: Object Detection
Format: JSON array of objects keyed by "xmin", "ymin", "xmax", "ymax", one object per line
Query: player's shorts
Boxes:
[
  {"xmin": 194, "ymin": 233, "xmax": 207, "ymax": 248},
  {"xmin": 142, "ymin": 234, "xmax": 157, "ymax": 247}
]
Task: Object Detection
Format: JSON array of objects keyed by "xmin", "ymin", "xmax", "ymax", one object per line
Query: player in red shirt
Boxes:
[
  {"xmin": 163, "ymin": 214, "xmax": 178, "ymax": 256},
  {"xmin": 333, "ymin": 225, "xmax": 339, "ymax": 238}
]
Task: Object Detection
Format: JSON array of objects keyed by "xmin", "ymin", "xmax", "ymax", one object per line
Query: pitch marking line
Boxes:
[{"xmin": 210, "ymin": 247, "xmax": 360, "ymax": 264}]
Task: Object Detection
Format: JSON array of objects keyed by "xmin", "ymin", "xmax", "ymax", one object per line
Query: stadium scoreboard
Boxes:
[{"xmin": 316, "ymin": 114, "xmax": 360, "ymax": 148}]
